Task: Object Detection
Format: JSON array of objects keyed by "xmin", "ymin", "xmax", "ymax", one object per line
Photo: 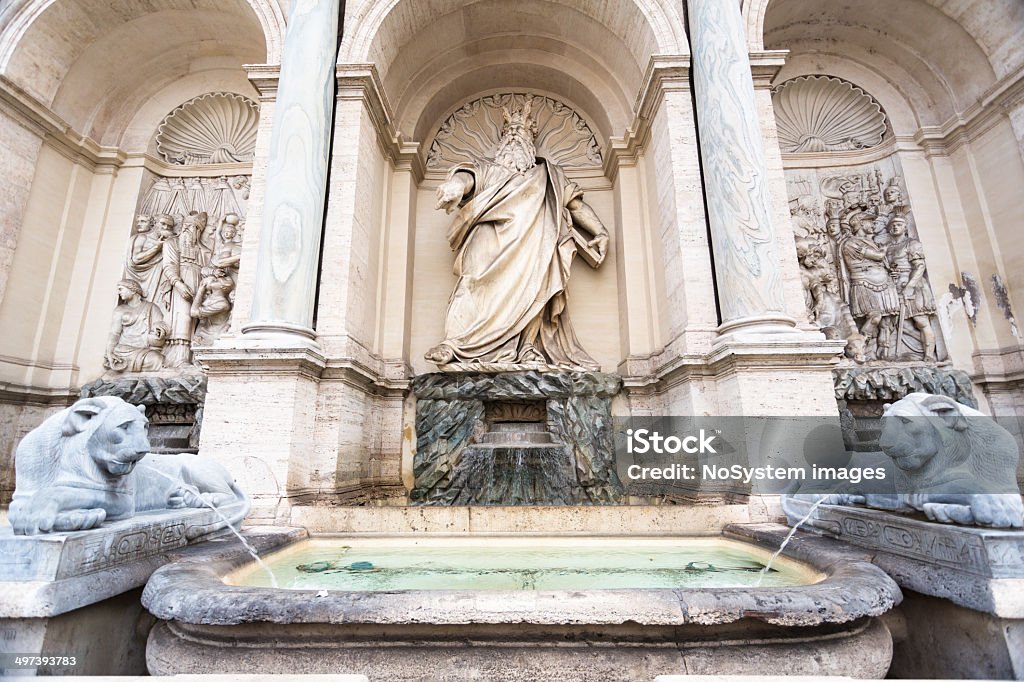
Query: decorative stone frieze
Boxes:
[
  {"xmin": 788, "ymin": 160, "xmax": 946, "ymax": 363},
  {"xmin": 106, "ymin": 174, "xmax": 250, "ymax": 374}
]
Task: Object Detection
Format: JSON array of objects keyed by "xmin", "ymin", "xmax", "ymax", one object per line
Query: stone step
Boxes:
[
  {"xmin": 489, "ymin": 421, "xmax": 548, "ymax": 433},
  {"xmin": 466, "ymin": 443, "xmax": 567, "ymax": 452},
  {"xmin": 478, "ymin": 430, "xmax": 554, "ymax": 445}
]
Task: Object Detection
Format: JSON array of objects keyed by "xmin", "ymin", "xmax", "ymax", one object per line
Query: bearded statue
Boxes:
[{"xmin": 427, "ymin": 96, "xmax": 610, "ymax": 370}]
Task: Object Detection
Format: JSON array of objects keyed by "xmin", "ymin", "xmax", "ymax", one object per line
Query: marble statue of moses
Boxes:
[{"xmin": 427, "ymin": 97, "xmax": 610, "ymax": 370}]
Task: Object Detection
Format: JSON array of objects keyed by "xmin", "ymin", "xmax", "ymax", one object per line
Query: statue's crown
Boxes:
[{"xmin": 501, "ymin": 97, "xmax": 538, "ymax": 139}]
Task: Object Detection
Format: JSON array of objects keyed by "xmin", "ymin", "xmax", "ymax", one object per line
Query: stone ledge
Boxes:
[
  {"xmin": 141, "ymin": 524, "xmax": 899, "ymax": 629},
  {"xmin": 412, "ymin": 370, "xmax": 622, "ymax": 400},
  {"xmin": 0, "ymin": 504, "xmax": 250, "ymax": 618}
]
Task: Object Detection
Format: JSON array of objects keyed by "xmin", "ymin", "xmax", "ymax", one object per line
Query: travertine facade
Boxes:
[{"xmin": 0, "ymin": 0, "xmax": 1021, "ymax": 513}]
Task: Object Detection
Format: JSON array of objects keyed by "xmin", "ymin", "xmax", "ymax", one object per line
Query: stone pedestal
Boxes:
[
  {"xmin": 783, "ymin": 498, "xmax": 1024, "ymax": 678},
  {"xmin": 194, "ymin": 344, "xmax": 325, "ymax": 523},
  {"xmin": 0, "ymin": 506, "xmax": 244, "ymax": 676},
  {"xmin": 411, "ymin": 371, "xmax": 624, "ymax": 505},
  {"xmin": 79, "ymin": 374, "xmax": 207, "ymax": 453}
]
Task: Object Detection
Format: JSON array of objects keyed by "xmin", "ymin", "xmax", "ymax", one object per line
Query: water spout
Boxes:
[
  {"xmin": 146, "ymin": 465, "xmax": 278, "ymax": 588},
  {"xmin": 755, "ymin": 496, "xmax": 828, "ymax": 587}
]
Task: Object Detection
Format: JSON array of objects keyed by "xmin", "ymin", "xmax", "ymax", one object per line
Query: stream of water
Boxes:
[
  {"xmin": 145, "ymin": 465, "xmax": 279, "ymax": 588},
  {"xmin": 755, "ymin": 496, "xmax": 828, "ymax": 587}
]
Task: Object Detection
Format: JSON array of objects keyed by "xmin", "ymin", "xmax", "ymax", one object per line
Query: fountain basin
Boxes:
[{"xmin": 142, "ymin": 525, "xmax": 900, "ymax": 679}]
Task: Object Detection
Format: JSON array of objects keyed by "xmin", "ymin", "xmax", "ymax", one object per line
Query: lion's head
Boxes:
[
  {"xmin": 70, "ymin": 397, "xmax": 152, "ymax": 477},
  {"xmin": 13, "ymin": 397, "xmax": 152, "ymax": 494},
  {"xmin": 878, "ymin": 393, "xmax": 1019, "ymax": 492}
]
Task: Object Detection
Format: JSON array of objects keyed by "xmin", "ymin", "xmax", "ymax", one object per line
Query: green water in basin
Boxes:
[{"xmin": 226, "ymin": 538, "xmax": 819, "ymax": 591}]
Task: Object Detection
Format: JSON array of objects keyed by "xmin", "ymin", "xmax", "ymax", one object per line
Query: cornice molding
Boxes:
[
  {"xmin": 913, "ymin": 64, "xmax": 1024, "ymax": 157},
  {"xmin": 335, "ymin": 63, "xmax": 425, "ymax": 183},
  {"xmin": 605, "ymin": 55, "xmax": 691, "ymax": 178},
  {"xmin": 0, "ymin": 75, "xmax": 124, "ymax": 171}
]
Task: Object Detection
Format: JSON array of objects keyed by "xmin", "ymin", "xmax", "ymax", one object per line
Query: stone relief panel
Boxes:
[
  {"xmin": 425, "ymin": 92, "xmax": 603, "ymax": 172},
  {"xmin": 785, "ymin": 156, "xmax": 947, "ymax": 365},
  {"xmin": 105, "ymin": 173, "xmax": 250, "ymax": 375},
  {"xmin": 155, "ymin": 92, "xmax": 259, "ymax": 166},
  {"xmin": 773, "ymin": 76, "xmax": 888, "ymax": 154}
]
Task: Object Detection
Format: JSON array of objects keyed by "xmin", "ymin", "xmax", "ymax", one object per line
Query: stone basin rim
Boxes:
[{"xmin": 141, "ymin": 524, "xmax": 902, "ymax": 628}]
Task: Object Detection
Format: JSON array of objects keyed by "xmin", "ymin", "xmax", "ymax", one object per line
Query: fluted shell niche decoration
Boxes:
[
  {"xmin": 426, "ymin": 93, "xmax": 603, "ymax": 172},
  {"xmin": 156, "ymin": 92, "xmax": 259, "ymax": 166},
  {"xmin": 773, "ymin": 76, "xmax": 888, "ymax": 154}
]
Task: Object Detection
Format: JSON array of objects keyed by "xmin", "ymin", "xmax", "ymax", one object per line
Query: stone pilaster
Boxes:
[
  {"xmin": 686, "ymin": 0, "xmax": 843, "ymax": 418},
  {"xmin": 195, "ymin": 0, "xmax": 340, "ymax": 518},
  {"xmin": 243, "ymin": 0, "xmax": 340, "ymax": 345},
  {"xmin": 687, "ymin": 0, "xmax": 796, "ymax": 338}
]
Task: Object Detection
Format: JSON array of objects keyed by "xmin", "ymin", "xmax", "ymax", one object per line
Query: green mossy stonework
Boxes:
[{"xmin": 411, "ymin": 371, "xmax": 623, "ymax": 505}]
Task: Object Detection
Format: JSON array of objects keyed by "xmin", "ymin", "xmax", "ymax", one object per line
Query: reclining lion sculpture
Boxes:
[
  {"xmin": 824, "ymin": 393, "xmax": 1023, "ymax": 528},
  {"xmin": 9, "ymin": 396, "xmax": 249, "ymax": 536}
]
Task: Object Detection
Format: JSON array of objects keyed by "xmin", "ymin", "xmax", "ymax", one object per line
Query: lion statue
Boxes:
[
  {"xmin": 9, "ymin": 396, "xmax": 249, "ymax": 536},
  {"xmin": 833, "ymin": 393, "xmax": 1023, "ymax": 528}
]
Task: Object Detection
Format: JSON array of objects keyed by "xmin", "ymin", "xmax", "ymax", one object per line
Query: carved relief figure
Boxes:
[
  {"xmin": 788, "ymin": 165, "xmax": 944, "ymax": 364},
  {"xmin": 160, "ymin": 211, "xmax": 207, "ymax": 367},
  {"xmin": 840, "ymin": 212, "xmax": 900, "ymax": 358},
  {"xmin": 212, "ymin": 214, "xmax": 242, "ymax": 280},
  {"xmin": 125, "ymin": 215, "xmax": 166, "ymax": 301},
  {"xmin": 796, "ymin": 240, "xmax": 865, "ymax": 362},
  {"xmin": 427, "ymin": 97, "xmax": 609, "ymax": 370},
  {"xmin": 103, "ymin": 279, "xmax": 168, "ymax": 373},
  {"xmin": 190, "ymin": 266, "xmax": 235, "ymax": 346},
  {"xmin": 886, "ymin": 215, "xmax": 937, "ymax": 361},
  {"xmin": 107, "ymin": 117, "xmax": 252, "ymax": 378}
]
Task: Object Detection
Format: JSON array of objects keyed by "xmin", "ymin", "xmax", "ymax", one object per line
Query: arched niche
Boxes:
[
  {"xmin": 0, "ymin": 0, "xmax": 272, "ymax": 394},
  {"xmin": 752, "ymin": 0, "xmax": 1001, "ymax": 127},
  {"xmin": 762, "ymin": 0, "xmax": 1024, "ymax": 406},
  {"xmin": 0, "ymin": 0, "xmax": 274, "ymax": 146},
  {"xmin": 341, "ymin": 0, "xmax": 689, "ymax": 147}
]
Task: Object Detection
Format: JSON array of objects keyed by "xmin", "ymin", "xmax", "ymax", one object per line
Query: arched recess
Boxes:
[
  {"xmin": 321, "ymin": 0, "xmax": 695, "ymax": 381},
  {"xmin": 758, "ymin": 0, "xmax": 1024, "ymax": 419},
  {"xmin": 339, "ymin": 0, "xmax": 688, "ymax": 144},
  {"xmin": 745, "ymin": 0, "xmax": 1024, "ymax": 100},
  {"xmin": 0, "ymin": 0, "xmax": 285, "ymax": 81},
  {"xmin": 0, "ymin": 0, "xmax": 279, "ymax": 147},
  {"xmin": 0, "ymin": 0, "xmax": 273, "ymax": 391}
]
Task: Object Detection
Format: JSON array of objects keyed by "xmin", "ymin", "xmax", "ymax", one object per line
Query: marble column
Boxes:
[
  {"xmin": 242, "ymin": 0, "xmax": 340, "ymax": 344},
  {"xmin": 687, "ymin": 0, "xmax": 797, "ymax": 339}
]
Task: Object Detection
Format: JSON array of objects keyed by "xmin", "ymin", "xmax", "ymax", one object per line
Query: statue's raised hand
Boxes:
[{"xmin": 435, "ymin": 179, "xmax": 464, "ymax": 214}]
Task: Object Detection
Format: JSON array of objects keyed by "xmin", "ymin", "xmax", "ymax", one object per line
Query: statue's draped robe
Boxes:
[{"xmin": 441, "ymin": 158, "xmax": 598, "ymax": 369}]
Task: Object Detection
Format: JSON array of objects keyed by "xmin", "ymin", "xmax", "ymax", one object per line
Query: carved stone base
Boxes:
[
  {"xmin": 782, "ymin": 499, "xmax": 1024, "ymax": 615},
  {"xmin": 79, "ymin": 374, "xmax": 207, "ymax": 452},
  {"xmin": 833, "ymin": 364, "xmax": 976, "ymax": 451},
  {"xmin": 0, "ymin": 504, "xmax": 246, "ymax": 618},
  {"xmin": 783, "ymin": 498, "xmax": 1024, "ymax": 678},
  {"xmin": 411, "ymin": 371, "xmax": 624, "ymax": 505}
]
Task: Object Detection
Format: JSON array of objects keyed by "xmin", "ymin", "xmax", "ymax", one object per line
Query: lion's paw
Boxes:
[
  {"xmin": 52, "ymin": 508, "xmax": 107, "ymax": 532},
  {"xmin": 167, "ymin": 485, "xmax": 201, "ymax": 509},
  {"xmin": 921, "ymin": 502, "xmax": 974, "ymax": 525},
  {"xmin": 970, "ymin": 494, "xmax": 1024, "ymax": 528},
  {"xmin": 12, "ymin": 497, "xmax": 61, "ymax": 535}
]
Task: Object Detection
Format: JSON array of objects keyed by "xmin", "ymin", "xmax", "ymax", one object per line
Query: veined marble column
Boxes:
[
  {"xmin": 687, "ymin": 0, "xmax": 796, "ymax": 339},
  {"xmin": 243, "ymin": 0, "xmax": 340, "ymax": 344}
]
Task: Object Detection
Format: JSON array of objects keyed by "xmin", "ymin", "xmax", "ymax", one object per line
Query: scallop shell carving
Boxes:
[
  {"xmin": 426, "ymin": 92, "xmax": 602, "ymax": 171},
  {"xmin": 156, "ymin": 92, "xmax": 259, "ymax": 165},
  {"xmin": 773, "ymin": 76, "xmax": 887, "ymax": 154}
]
